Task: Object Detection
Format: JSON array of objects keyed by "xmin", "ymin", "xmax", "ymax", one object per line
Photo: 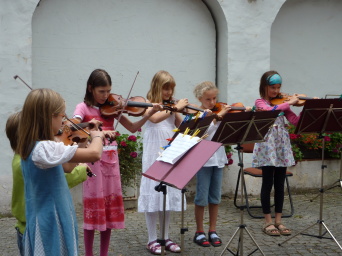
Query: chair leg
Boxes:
[
  {"xmin": 243, "ymin": 176, "xmax": 294, "ymax": 219},
  {"xmin": 234, "ymin": 173, "xmax": 294, "ymax": 219},
  {"xmin": 243, "ymin": 176, "xmax": 264, "ymax": 219},
  {"xmin": 234, "ymin": 170, "xmax": 264, "ymax": 218},
  {"xmin": 281, "ymin": 176, "xmax": 294, "ymax": 218}
]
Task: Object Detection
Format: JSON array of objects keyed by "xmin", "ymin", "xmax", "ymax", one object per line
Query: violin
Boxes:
[
  {"xmin": 163, "ymin": 99, "xmax": 204, "ymax": 114},
  {"xmin": 100, "ymin": 94, "xmax": 195, "ymax": 116},
  {"xmin": 100, "ymin": 94, "xmax": 151, "ymax": 116},
  {"xmin": 211, "ymin": 102, "xmax": 246, "ymax": 114},
  {"xmin": 55, "ymin": 118, "xmax": 92, "ymax": 146},
  {"xmin": 270, "ymin": 93, "xmax": 314, "ymax": 107}
]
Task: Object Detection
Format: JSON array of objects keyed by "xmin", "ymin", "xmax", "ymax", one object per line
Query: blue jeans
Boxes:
[
  {"xmin": 16, "ymin": 227, "xmax": 24, "ymax": 256},
  {"xmin": 194, "ymin": 166, "xmax": 223, "ymax": 206}
]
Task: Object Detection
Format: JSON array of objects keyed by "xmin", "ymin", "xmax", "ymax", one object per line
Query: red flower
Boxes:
[
  {"xmin": 228, "ymin": 159, "xmax": 234, "ymax": 165},
  {"xmin": 289, "ymin": 134, "xmax": 299, "ymax": 140},
  {"xmin": 324, "ymin": 136, "xmax": 331, "ymax": 142},
  {"xmin": 120, "ymin": 141, "xmax": 127, "ymax": 147},
  {"xmin": 130, "ymin": 152, "xmax": 138, "ymax": 158},
  {"xmin": 137, "ymin": 128, "xmax": 142, "ymax": 132},
  {"xmin": 116, "ymin": 131, "xmax": 121, "ymax": 136},
  {"xmin": 128, "ymin": 135, "xmax": 137, "ymax": 142}
]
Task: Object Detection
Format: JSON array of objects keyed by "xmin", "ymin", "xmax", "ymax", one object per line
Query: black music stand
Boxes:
[
  {"xmin": 211, "ymin": 110, "xmax": 280, "ymax": 256},
  {"xmin": 279, "ymin": 99, "xmax": 342, "ymax": 251},
  {"xmin": 172, "ymin": 114, "xmax": 216, "ymax": 140},
  {"xmin": 318, "ymin": 95, "xmax": 342, "ymax": 194},
  {"xmin": 144, "ymin": 116, "xmax": 222, "ymax": 256}
]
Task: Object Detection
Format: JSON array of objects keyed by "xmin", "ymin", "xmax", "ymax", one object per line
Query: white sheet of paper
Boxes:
[{"xmin": 156, "ymin": 133, "xmax": 200, "ymax": 164}]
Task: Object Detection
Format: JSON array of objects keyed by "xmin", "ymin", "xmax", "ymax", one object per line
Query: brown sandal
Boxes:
[
  {"xmin": 275, "ymin": 222, "xmax": 292, "ymax": 236},
  {"xmin": 262, "ymin": 222, "xmax": 280, "ymax": 236}
]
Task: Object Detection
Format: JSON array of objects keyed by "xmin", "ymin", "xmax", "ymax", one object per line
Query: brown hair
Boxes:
[
  {"xmin": 5, "ymin": 112, "xmax": 21, "ymax": 152},
  {"xmin": 84, "ymin": 69, "xmax": 112, "ymax": 106},
  {"xmin": 259, "ymin": 70, "xmax": 280, "ymax": 99},
  {"xmin": 17, "ymin": 89, "xmax": 65, "ymax": 160},
  {"xmin": 146, "ymin": 70, "xmax": 176, "ymax": 103}
]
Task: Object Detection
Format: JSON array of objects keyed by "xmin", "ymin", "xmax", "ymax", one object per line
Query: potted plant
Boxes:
[
  {"xmin": 287, "ymin": 124, "xmax": 342, "ymax": 161},
  {"xmin": 225, "ymin": 145, "xmax": 234, "ymax": 166},
  {"xmin": 115, "ymin": 129, "xmax": 143, "ymax": 194}
]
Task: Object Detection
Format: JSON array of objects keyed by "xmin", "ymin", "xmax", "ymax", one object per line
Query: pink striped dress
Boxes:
[{"xmin": 74, "ymin": 102, "xmax": 125, "ymax": 231}]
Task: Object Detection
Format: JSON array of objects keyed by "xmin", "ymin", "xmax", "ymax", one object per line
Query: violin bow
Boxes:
[
  {"xmin": 14, "ymin": 75, "xmax": 90, "ymax": 137},
  {"xmin": 114, "ymin": 71, "xmax": 139, "ymax": 131},
  {"xmin": 14, "ymin": 75, "xmax": 33, "ymax": 90},
  {"xmin": 65, "ymin": 115, "xmax": 91, "ymax": 136}
]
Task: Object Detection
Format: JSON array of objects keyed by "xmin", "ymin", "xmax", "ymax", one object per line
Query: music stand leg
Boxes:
[
  {"xmin": 180, "ymin": 188, "xmax": 188, "ymax": 256},
  {"xmin": 310, "ymin": 153, "xmax": 342, "ymax": 202},
  {"xmin": 155, "ymin": 182, "xmax": 167, "ymax": 256},
  {"xmin": 279, "ymin": 138, "xmax": 342, "ymax": 251},
  {"xmin": 220, "ymin": 144, "xmax": 265, "ymax": 256},
  {"xmin": 321, "ymin": 152, "xmax": 342, "ymax": 192}
]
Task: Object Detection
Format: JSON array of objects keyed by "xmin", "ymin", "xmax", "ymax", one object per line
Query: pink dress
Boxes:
[{"xmin": 74, "ymin": 102, "xmax": 125, "ymax": 231}]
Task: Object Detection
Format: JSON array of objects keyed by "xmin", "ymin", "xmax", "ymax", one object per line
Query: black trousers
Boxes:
[{"xmin": 261, "ymin": 166, "xmax": 287, "ymax": 214}]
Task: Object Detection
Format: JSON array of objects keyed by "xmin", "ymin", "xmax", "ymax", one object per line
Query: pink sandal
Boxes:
[
  {"xmin": 146, "ymin": 240, "xmax": 161, "ymax": 255},
  {"xmin": 165, "ymin": 239, "xmax": 181, "ymax": 253}
]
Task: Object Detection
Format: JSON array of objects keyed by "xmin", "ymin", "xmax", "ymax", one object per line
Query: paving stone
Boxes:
[{"xmin": 1, "ymin": 190, "xmax": 342, "ymax": 255}]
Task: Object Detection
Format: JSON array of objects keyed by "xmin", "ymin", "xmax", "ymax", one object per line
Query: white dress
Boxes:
[{"xmin": 138, "ymin": 114, "xmax": 185, "ymax": 212}]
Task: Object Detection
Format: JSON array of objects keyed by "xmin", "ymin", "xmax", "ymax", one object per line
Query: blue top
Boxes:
[{"xmin": 21, "ymin": 142, "xmax": 78, "ymax": 256}]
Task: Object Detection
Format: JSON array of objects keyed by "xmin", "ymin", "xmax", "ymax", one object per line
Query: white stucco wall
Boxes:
[{"xmin": 1, "ymin": 0, "xmax": 342, "ymax": 215}]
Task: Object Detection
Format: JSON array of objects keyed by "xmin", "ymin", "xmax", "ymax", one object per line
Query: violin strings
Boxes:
[{"xmin": 66, "ymin": 116, "xmax": 90, "ymax": 136}]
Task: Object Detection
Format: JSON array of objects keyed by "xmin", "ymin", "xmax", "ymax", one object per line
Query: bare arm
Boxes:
[
  {"xmin": 147, "ymin": 99, "xmax": 188, "ymax": 124},
  {"xmin": 119, "ymin": 103, "xmax": 162, "ymax": 132},
  {"xmin": 69, "ymin": 131, "xmax": 104, "ymax": 163},
  {"xmin": 62, "ymin": 162, "xmax": 78, "ymax": 173}
]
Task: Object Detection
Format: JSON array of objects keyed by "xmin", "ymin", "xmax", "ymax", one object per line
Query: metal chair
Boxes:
[{"xmin": 233, "ymin": 143, "xmax": 294, "ymax": 219}]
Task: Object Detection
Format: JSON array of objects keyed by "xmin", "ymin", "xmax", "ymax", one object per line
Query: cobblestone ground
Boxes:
[{"xmin": 1, "ymin": 189, "xmax": 342, "ymax": 256}]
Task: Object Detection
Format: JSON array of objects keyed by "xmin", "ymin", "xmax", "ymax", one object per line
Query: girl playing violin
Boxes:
[
  {"xmin": 17, "ymin": 88, "xmax": 104, "ymax": 256},
  {"xmin": 192, "ymin": 81, "xmax": 231, "ymax": 247},
  {"xmin": 73, "ymin": 69, "xmax": 161, "ymax": 256},
  {"xmin": 138, "ymin": 70, "xmax": 188, "ymax": 255},
  {"xmin": 253, "ymin": 70, "xmax": 301, "ymax": 236}
]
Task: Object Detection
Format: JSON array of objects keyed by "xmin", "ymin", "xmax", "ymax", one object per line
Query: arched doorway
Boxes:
[
  {"xmin": 271, "ymin": 0, "xmax": 342, "ymax": 97},
  {"xmin": 32, "ymin": 0, "xmax": 217, "ymax": 114}
]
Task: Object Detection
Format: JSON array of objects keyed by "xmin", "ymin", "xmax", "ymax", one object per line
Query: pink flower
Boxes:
[
  {"xmin": 130, "ymin": 152, "xmax": 138, "ymax": 158},
  {"xmin": 128, "ymin": 135, "xmax": 137, "ymax": 142},
  {"xmin": 324, "ymin": 136, "xmax": 331, "ymax": 141},
  {"xmin": 120, "ymin": 141, "xmax": 127, "ymax": 147}
]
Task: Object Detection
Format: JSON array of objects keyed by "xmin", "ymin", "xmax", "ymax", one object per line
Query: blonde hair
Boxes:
[
  {"xmin": 146, "ymin": 70, "xmax": 176, "ymax": 103},
  {"xmin": 17, "ymin": 89, "xmax": 65, "ymax": 160},
  {"xmin": 5, "ymin": 112, "xmax": 21, "ymax": 152},
  {"xmin": 193, "ymin": 81, "xmax": 218, "ymax": 99}
]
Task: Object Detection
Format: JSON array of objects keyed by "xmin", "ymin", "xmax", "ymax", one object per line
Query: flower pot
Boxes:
[{"xmin": 299, "ymin": 148, "xmax": 322, "ymax": 159}]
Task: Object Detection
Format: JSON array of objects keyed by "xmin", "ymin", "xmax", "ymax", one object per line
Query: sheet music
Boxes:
[{"xmin": 156, "ymin": 133, "xmax": 200, "ymax": 164}]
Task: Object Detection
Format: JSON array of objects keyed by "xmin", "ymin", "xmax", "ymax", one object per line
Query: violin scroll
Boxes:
[{"xmin": 163, "ymin": 99, "xmax": 204, "ymax": 114}]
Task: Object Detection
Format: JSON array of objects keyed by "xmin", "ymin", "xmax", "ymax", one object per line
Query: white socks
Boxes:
[{"xmin": 145, "ymin": 211, "xmax": 171, "ymax": 243}]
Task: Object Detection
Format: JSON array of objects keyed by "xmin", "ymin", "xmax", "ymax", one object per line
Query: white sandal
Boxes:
[{"xmin": 165, "ymin": 239, "xmax": 181, "ymax": 253}]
